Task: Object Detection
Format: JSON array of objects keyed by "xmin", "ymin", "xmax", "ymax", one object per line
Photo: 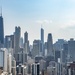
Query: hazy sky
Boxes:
[{"xmin": 0, "ymin": 0, "xmax": 75, "ymax": 44}]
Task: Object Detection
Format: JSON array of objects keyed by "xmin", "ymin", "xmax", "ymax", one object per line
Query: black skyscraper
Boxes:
[
  {"xmin": 47, "ymin": 33, "xmax": 53, "ymax": 56},
  {"xmin": 0, "ymin": 14, "xmax": 4, "ymax": 45}
]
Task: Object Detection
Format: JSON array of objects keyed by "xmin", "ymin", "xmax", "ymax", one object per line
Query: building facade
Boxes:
[{"xmin": 0, "ymin": 14, "xmax": 4, "ymax": 46}]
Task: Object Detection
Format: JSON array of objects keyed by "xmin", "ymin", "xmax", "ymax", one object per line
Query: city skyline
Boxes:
[
  {"xmin": 0, "ymin": 0, "xmax": 75, "ymax": 44},
  {"xmin": 1, "ymin": 1, "xmax": 75, "ymax": 75}
]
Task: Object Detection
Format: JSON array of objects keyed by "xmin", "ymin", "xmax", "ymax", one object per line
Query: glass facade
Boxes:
[{"xmin": 0, "ymin": 16, "xmax": 4, "ymax": 44}]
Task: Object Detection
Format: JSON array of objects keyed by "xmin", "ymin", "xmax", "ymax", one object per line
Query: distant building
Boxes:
[
  {"xmin": 68, "ymin": 38, "xmax": 75, "ymax": 61},
  {"xmin": 12, "ymin": 59, "xmax": 16, "ymax": 75},
  {"xmin": 62, "ymin": 43, "xmax": 68, "ymax": 63},
  {"xmin": 14, "ymin": 26, "xmax": 21, "ymax": 61},
  {"xmin": 35, "ymin": 56, "xmax": 43, "ymax": 63},
  {"xmin": 54, "ymin": 39, "xmax": 67, "ymax": 51},
  {"xmin": 5, "ymin": 35, "xmax": 14, "ymax": 49},
  {"xmin": 67, "ymin": 62, "xmax": 75, "ymax": 75},
  {"xmin": 7, "ymin": 54, "xmax": 12, "ymax": 74},
  {"xmin": 27, "ymin": 64, "xmax": 32, "ymax": 74},
  {"xmin": 0, "ymin": 48, "xmax": 8, "ymax": 72},
  {"xmin": 55, "ymin": 51, "xmax": 60, "ymax": 62},
  {"xmin": 20, "ymin": 37, "xmax": 23, "ymax": 48},
  {"xmin": 44, "ymin": 42, "xmax": 47, "ymax": 56},
  {"xmin": 24, "ymin": 31, "xmax": 29, "ymax": 54},
  {"xmin": 16, "ymin": 64, "xmax": 27, "ymax": 75},
  {"xmin": 47, "ymin": 33, "xmax": 54, "ymax": 56},
  {"xmin": 41, "ymin": 28, "xmax": 44, "ymax": 54},
  {"xmin": 41, "ymin": 28, "xmax": 44, "ymax": 45},
  {"xmin": 39, "ymin": 59, "xmax": 46, "ymax": 71},
  {"xmin": 14, "ymin": 48, "xmax": 28, "ymax": 65},
  {"xmin": 0, "ymin": 14, "xmax": 4, "ymax": 47},
  {"xmin": 57, "ymin": 58, "xmax": 61, "ymax": 75},
  {"xmin": 54, "ymin": 39, "xmax": 68, "ymax": 62},
  {"xmin": 32, "ymin": 63, "xmax": 40, "ymax": 75},
  {"xmin": 14, "ymin": 26, "xmax": 21, "ymax": 53},
  {"xmin": 47, "ymin": 61, "xmax": 57, "ymax": 75},
  {"xmin": 32, "ymin": 40, "xmax": 41, "ymax": 58}
]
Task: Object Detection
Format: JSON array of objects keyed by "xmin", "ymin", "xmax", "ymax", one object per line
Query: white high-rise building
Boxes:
[
  {"xmin": 0, "ymin": 48, "xmax": 8, "ymax": 72},
  {"xmin": 12, "ymin": 59, "xmax": 16, "ymax": 75},
  {"xmin": 7, "ymin": 53, "xmax": 12, "ymax": 74}
]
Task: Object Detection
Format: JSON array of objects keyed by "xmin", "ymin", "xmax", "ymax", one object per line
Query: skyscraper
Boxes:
[
  {"xmin": 7, "ymin": 53, "xmax": 12, "ymax": 74},
  {"xmin": 68, "ymin": 38, "xmax": 75, "ymax": 61},
  {"xmin": 41, "ymin": 27, "xmax": 44, "ymax": 55},
  {"xmin": 5, "ymin": 35, "xmax": 14, "ymax": 49},
  {"xmin": 53, "ymin": 39, "xmax": 67, "ymax": 51},
  {"xmin": 14, "ymin": 26, "xmax": 21, "ymax": 53},
  {"xmin": 0, "ymin": 13, "xmax": 4, "ymax": 46},
  {"xmin": 32, "ymin": 40, "xmax": 41, "ymax": 57},
  {"xmin": 0, "ymin": 48, "xmax": 8, "ymax": 71},
  {"xmin": 62, "ymin": 43, "xmax": 68, "ymax": 63},
  {"xmin": 14, "ymin": 26, "xmax": 21, "ymax": 61},
  {"xmin": 24, "ymin": 31, "xmax": 29, "ymax": 53},
  {"xmin": 47, "ymin": 33, "xmax": 53, "ymax": 56},
  {"xmin": 41, "ymin": 28, "xmax": 44, "ymax": 44},
  {"xmin": 20, "ymin": 37, "xmax": 23, "ymax": 48},
  {"xmin": 24, "ymin": 31, "xmax": 28, "ymax": 43}
]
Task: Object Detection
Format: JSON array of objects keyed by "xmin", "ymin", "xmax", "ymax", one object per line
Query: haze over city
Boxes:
[
  {"xmin": 0, "ymin": 0, "xmax": 75, "ymax": 44},
  {"xmin": 1, "ymin": 0, "xmax": 75, "ymax": 75}
]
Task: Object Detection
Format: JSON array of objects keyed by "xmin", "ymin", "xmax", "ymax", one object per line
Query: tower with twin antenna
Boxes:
[{"xmin": 0, "ymin": 7, "xmax": 4, "ymax": 45}]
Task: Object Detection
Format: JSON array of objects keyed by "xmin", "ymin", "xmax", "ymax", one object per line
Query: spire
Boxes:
[{"xmin": 0, "ymin": 6, "xmax": 2, "ymax": 16}]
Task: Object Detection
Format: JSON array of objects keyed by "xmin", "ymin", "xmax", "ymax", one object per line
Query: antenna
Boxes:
[{"xmin": 0, "ymin": 6, "xmax": 2, "ymax": 16}]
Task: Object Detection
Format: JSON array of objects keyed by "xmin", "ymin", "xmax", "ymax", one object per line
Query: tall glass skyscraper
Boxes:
[
  {"xmin": 14, "ymin": 26, "xmax": 21, "ymax": 53},
  {"xmin": 41, "ymin": 28, "xmax": 44, "ymax": 44},
  {"xmin": 24, "ymin": 31, "xmax": 29, "ymax": 53},
  {"xmin": 0, "ymin": 14, "xmax": 4, "ymax": 45},
  {"xmin": 41, "ymin": 28, "xmax": 44, "ymax": 54},
  {"xmin": 47, "ymin": 33, "xmax": 53, "ymax": 56}
]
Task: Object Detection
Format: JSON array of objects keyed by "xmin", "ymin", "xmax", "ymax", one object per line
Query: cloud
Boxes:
[
  {"xmin": 36, "ymin": 20, "xmax": 52, "ymax": 24},
  {"xmin": 60, "ymin": 20, "xmax": 75, "ymax": 29}
]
